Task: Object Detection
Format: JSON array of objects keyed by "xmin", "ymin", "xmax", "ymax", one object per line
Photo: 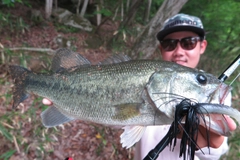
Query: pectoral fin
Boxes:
[
  {"xmin": 41, "ymin": 106, "xmax": 75, "ymax": 127},
  {"xmin": 120, "ymin": 126, "xmax": 147, "ymax": 149}
]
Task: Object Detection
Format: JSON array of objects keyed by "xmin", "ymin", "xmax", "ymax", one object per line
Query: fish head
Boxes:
[{"xmin": 146, "ymin": 66, "xmax": 232, "ymax": 119}]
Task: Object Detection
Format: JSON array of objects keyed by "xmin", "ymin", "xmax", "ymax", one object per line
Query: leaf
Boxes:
[
  {"xmin": 0, "ymin": 149, "xmax": 16, "ymax": 160},
  {"xmin": 230, "ymin": 47, "xmax": 240, "ymax": 53},
  {"xmin": 96, "ymin": 133, "xmax": 102, "ymax": 139},
  {"xmin": 0, "ymin": 123, "xmax": 13, "ymax": 141}
]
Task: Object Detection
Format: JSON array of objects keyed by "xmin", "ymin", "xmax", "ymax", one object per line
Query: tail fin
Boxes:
[{"xmin": 8, "ymin": 65, "xmax": 30, "ymax": 109}]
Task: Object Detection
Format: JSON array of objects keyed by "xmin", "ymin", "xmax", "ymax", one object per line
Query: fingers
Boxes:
[
  {"xmin": 42, "ymin": 98, "xmax": 53, "ymax": 106},
  {"xmin": 224, "ymin": 115, "xmax": 237, "ymax": 131}
]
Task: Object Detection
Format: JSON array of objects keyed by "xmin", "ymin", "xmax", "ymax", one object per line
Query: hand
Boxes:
[
  {"xmin": 198, "ymin": 115, "xmax": 236, "ymax": 149},
  {"xmin": 179, "ymin": 115, "xmax": 236, "ymax": 149},
  {"xmin": 42, "ymin": 98, "xmax": 53, "ymax": 106}
]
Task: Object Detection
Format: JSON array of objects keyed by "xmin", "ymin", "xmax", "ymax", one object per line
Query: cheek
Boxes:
[
  {"xmin": 188, "ymin": 52, "xmax": 201, "ymax": 68},
  {"xmin": 161, "ymin": 52, "xmax": 173, "ymax": 61}
]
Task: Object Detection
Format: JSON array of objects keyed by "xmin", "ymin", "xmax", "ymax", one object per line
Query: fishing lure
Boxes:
[
  {"xmin": 144, "ymin": 99, "xmax": 209, "ymax": 160},
  {"xmin": 144, "ymin": 54, "xmax": 240, "ymax": 160}
]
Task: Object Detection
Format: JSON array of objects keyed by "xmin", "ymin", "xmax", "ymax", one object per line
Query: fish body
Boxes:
[
  {"xmin": 8, "ymin": 48, "xmax": 240, "ymax": 148},
  {"xmin": 11, "ymin": 60, "xmax": 178, "ymax": 125}
]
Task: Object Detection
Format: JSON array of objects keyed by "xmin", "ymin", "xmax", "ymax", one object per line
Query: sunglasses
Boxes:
[{"xmin": 160, "ymin": 37, "xmax": 203, "ymax": 51}]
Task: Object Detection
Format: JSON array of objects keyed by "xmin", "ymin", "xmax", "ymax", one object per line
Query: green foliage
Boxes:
[
  {"xmin": 93, "ymin": 8, "xmax": 113, "ymax": 17},
  {"xmin": 0, "ymin": 123, "xmax": 13, "ymax": 141},
  {"xmin": 0, "ymin": 150, "xmax": 16, "ymax": 160},
  {"xmin": 136, "ymin": 0, "xmax": 164, "ymax": 24},
  {"xmin": 54, "ymin": 22, "xmax": 81, "ymax": 33},
  {"xmin": 1, "ymin": 0, "xmax": 22, "ymax": 7},
  {"xmin": 181, "ymin": 0, "xmax": 240, "ymax": 74},
  {"xmin": 0, "ymin": 11, "xmax": 29, "ymax": 34},
  {"xmin": 1, "ymin": 0, "xmax": 30, "ymax": 7},
  {"xmin": 0, "ymin": 95, "xmax": 57, "ymax": 159}
]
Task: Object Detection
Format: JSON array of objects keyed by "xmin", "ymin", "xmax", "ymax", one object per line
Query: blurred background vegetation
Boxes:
[{"xmin": 0, "ymin": 0, "xmax": 239, "ymax": 159}]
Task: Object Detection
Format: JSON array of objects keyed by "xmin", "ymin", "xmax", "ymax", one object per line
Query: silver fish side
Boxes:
[
  {"xmin": 10, "ymin": 61, "xmax": 180, "ymax": 126},
  {"xmin": 9, "ymin": 59, "xmax": 234, "ymax": 127}
]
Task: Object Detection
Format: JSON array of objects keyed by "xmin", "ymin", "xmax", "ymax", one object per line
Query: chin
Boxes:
[{"xmin": 174, "ymin": 61, "xmax": 188, "ymax": 66}]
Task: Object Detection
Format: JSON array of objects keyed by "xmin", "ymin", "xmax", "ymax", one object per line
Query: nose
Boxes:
[{"xmin": 173, "ymin": 42, "xmax": 184, "ymax": 56}]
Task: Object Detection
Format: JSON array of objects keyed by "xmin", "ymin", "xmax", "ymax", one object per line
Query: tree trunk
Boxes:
[
  {"xmin": 121, "ymin": 0, "xmax": 124, "ymax": 21},
  {"xmin": 45, "ymin": 0, "xmax": 53, "ymax": 19},
  {"xmin": 76, "ymin": 0, "xmax": 82, "ymax": 15},
  {"xmin": 106, "ymin": 0, "xmax": 144, "ymax": 48},
  {"xmin": 80, "ymin": 0, "xmax": 89, "ymax": 17},
  {"xmin": 144, "ymin": 0, "xmax": 152, "ymax": 23},
  {"xmin": 130, "ymin": 0, "xmax": 188, "ymax": 59},
  {"xmin": 121, "ymin": 0, "xmax": 144, "ymax": 27}
]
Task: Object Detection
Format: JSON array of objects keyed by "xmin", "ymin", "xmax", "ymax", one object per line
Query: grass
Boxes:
[
  {"xmin": 0, "ymin": 94, "xmax": 58, "ymax": 159},
  {"xmin": 0, "ymin": 50, "xmax": 57, "ymax": 159},
  {"xmin": 0, "ymin": 11, "xmax": 29, "ymax": 35},
  {"xmin": 54, "ymin": 21, "xmax": 82, "ymax": 33}
]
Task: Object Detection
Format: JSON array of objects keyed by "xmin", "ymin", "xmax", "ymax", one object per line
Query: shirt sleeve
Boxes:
[{"xmin": 195, "ymin": 137, "xmax": 229, "ymax": 160}]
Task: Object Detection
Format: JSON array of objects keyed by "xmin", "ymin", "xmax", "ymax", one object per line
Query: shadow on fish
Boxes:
[{"xmin": 8, "ymin": 48, "xmax": 240, "ymax": 153}]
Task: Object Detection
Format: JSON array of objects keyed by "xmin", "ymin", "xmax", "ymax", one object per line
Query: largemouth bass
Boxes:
[{"xmin": 9, "ymin": 48, "xmax": 240, "ymax": 148}]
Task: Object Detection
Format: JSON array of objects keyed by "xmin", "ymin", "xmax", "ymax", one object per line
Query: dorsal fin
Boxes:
[
  {"xmin": 99, "ymin": 54, "xmax": 131, "ymax": 65},
  {"xmin": 51, "ymin": 48, "xmax": 91, "ymax": 72}
]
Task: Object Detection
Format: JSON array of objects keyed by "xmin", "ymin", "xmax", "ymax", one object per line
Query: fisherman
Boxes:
[
  {"xmin": 134, "ymin": 13, "xmax": 237, "ymax": 160},
  {"xmin": 40, "ymin": 13, "xmax": 237, "ymax": 159}
]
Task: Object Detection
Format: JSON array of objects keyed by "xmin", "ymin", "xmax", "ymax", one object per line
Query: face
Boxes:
[{"xmin": 159, "ymin": 31, "xmax": 207, "ymax": 68}]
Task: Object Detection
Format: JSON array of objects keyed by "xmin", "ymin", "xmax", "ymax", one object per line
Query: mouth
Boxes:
[{"xmin": 172, "ymin": 60, "xmax": 187, "ymax": 66}]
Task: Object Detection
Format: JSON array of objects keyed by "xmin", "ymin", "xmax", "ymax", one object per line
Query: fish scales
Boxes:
[{"xmin": 12, "ymin": 60, "xmax": 180, "ymax": 125}]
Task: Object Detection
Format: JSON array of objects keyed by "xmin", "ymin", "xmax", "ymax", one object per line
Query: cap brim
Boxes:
[{"xmin": 157, "ymin": 26, "xmax": 205, "ymax": 41}]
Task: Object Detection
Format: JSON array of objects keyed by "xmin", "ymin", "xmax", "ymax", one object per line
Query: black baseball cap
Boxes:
[{"xmin": 157, "ymin": 13, "xmax": 205, "ymax": 41}]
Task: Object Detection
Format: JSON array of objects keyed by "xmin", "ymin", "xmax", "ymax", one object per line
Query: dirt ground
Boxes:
[{"xmin": 0, "ymin": 2, "xmax": 135, "ymax": 160}]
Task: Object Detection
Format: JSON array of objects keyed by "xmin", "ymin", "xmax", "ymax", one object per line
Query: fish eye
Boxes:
[{"xmin": 196, "ymin": 74, "xmax": 207, "ymax": 85}]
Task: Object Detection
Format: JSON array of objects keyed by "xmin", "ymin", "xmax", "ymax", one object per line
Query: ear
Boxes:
[{"xmin": 200, "ymin": 40, "xmax": 207, "ymax": 55}]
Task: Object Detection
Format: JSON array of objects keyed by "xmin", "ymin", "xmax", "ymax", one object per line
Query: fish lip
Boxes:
[
  {"xmin": 219, "ymin": 83, "xmax": 232, "ymax": 104},
  {"xmin": 207, "ymin": 83, "xmax": 232, "ymax": 104}
]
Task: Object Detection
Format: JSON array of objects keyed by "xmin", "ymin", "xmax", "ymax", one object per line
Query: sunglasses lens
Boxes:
[
  {"xmin": 180, "ymin": 37, "xmax": 198, "ymax": 50},
  {"xmin": 161, "ymin": 39, "xmax": 178, "ymax": 51},
  {"xmin": 161, "ymin": 37, "xmax": 201, "ymax": 51}
]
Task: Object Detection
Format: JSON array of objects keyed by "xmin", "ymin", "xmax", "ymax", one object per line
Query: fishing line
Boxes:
[{"xmin": 229, "ymin": 72, "xmax": 240, "ymax": 86}]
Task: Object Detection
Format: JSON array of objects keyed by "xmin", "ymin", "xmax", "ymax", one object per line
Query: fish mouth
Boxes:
[
  {"xmin": 203, "ymin": 83, "xmax": 234, "ymax": 136},
  {"xmin": 219, "ymin": 83, "xmax": 232, "ymax": 104},
  {"xmin": 208, "ymin": 83, "xmax": 232, "ymax": 104}
]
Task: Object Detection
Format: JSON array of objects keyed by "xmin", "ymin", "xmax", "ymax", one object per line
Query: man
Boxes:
[{"xmin": 134, "ymin": 13, "xmax": 236, "ymax": 160}]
